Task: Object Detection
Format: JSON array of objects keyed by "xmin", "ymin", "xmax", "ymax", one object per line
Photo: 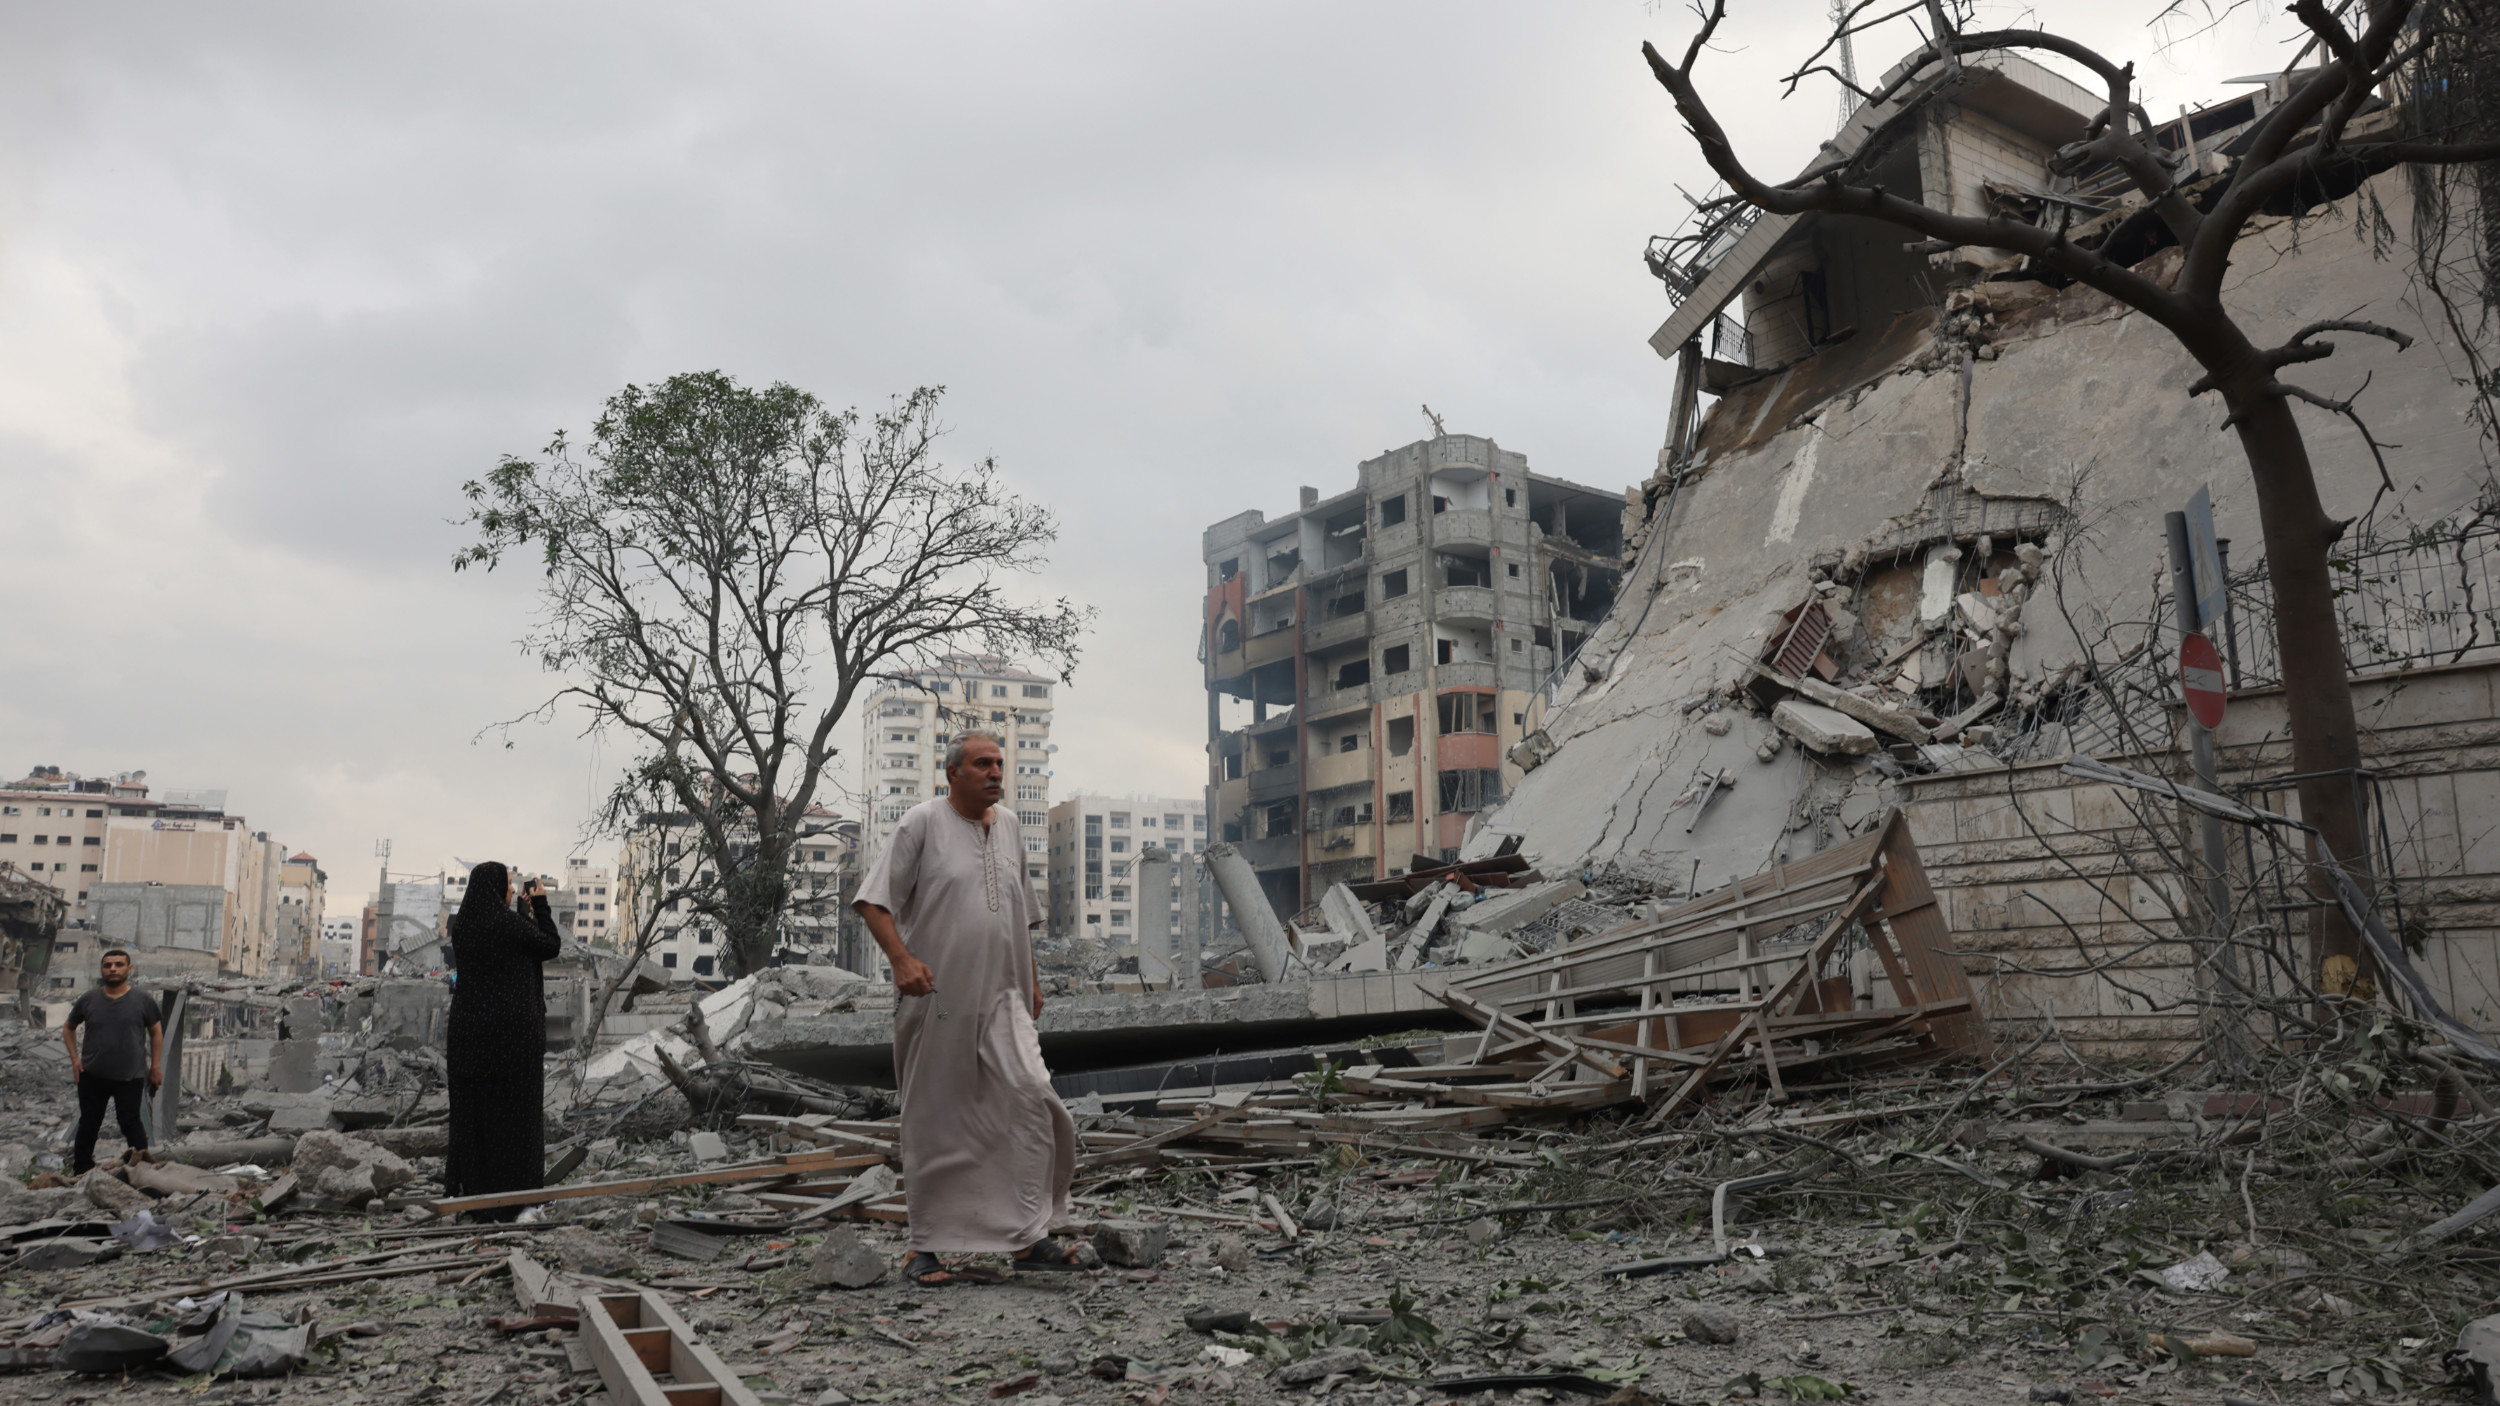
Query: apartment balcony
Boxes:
[
  {"xmin": 1434, "ymin": 731, "xmax": 1502, "ymax": 771},
  {"xmin": 1239, "ymin": 833, "xmax": 1301, "ymax": 872},
  {"xmin": 1431, "ymin": 508, "xmax": 1495, "ymax": 549},
  {"xmin": 1434, "ymin": 585, "xmax": 1499, "ymax": 623},
  {"xmin": 1245, "ymin": 621, "xmax": 1299, "ymax": 669},
  {"xmin": 1302, "ymin": 678, "xmax": 1373, "ymax": 719},
  {"xmin": 1304, "ymin": 610, "xmax": 1370, "ymax": 652},
  {"xmin": 1433, "ymin": 660, "xmax": 1497, "ymax": 689},
  {"xmin": 1247, "ymin": 761, "xmax": 1301, "ymax": 803},
  {"xmin": 1309, "ymin": 825, "xmax": 1378, "ymax": 861},
  {"xmin": 1304, "ymin": 748, "xmax": 1373, "ymax": 792},
  {"xmin": 1213, "ymin": 776, "xmax": 1248, "ymax": 820}
]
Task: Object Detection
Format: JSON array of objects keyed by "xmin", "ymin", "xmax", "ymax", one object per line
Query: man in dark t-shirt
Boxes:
[{"xmin": 63, "ymin": 948, "xmax": 165, "ymax": 1172}]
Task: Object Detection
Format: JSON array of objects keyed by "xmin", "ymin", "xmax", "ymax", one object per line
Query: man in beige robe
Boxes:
[{"xmin": 854, "ymin": 731, "xmax": 1082, "ymax": 1284}]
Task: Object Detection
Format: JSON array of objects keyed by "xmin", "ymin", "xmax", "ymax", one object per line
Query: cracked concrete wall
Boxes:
[{"xmin": 1473, "ymin": 171, "xmax": 2495, "ymax": 1042}]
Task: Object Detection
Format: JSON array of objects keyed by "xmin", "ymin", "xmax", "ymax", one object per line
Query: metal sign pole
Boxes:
[{"xmin": 2167, "ymin": 509, "xmax": 2247, "ymax": 1067}]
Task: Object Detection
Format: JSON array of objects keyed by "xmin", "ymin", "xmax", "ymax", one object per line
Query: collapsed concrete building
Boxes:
[{"xmin": 1462, "ymin": 58, "xmax": 2500, "ymax": 1053}]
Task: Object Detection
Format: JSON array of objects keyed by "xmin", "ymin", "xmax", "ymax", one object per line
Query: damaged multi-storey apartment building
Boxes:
[
  {"xmin": 1433, "ymin": 48, "xmax": 2500, "ymax": 1053},
  {"xmin": 1199, "ymin": 441, "xmax": 1630, "ymax": 918}
]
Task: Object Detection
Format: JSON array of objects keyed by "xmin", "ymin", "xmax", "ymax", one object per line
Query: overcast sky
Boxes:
[{"xmin": 0, "ymin": 3, "xmax": 2289, "ymax": 909}]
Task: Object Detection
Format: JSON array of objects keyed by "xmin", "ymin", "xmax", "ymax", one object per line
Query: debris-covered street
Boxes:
[
  {"xmin": 8, "ymin": 956, "xmax": 2499, "ymax": 1406},
  {"xmin": 10, "ymin": 1, "xmax": 2500, "ymax": 1404}
]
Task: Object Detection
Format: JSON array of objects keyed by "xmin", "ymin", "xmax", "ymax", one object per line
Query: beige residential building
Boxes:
[
  {"xmin": 860, "ymin": 653, "xmax": 1057, "ymax": 891},
  {"xmin": 8, "ymin": 767, "xmax": 302, "ymax": 979},
  {"xmin": 275, "ymin": 851, "xmax": 326, "ymax": 979},
  {"xmin": 0, "ymin": 767, "xmax": 153, "ymax": 923},
  {"xmin": 1045, "ymin": 794, "xmax": 1207, "ymax": 950}
]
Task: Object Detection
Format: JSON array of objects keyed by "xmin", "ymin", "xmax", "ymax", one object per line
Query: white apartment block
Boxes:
[
  {"xmin": 555, "ymin": 856, "xmax": 616, "ymax": 946},
  {"xmin": 1044, "ymin": 794, "xmax": 1207, "ymax": 949},
  {"xmin": 320, "ymin": 915, "xmax": 360, "ymax": 976},
  {"xmin": 861, "ymin": 653, "xmax": 1056, "ymax": 891},
  {"xmin": 616, "ymin": 807, "xmax": 849, "ymax": 982}
]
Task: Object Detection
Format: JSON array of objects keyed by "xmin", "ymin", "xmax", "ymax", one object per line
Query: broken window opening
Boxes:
[
  {"xmin": 1437, "ymin": 638, "xmax": 1453, "ymax": 665},
  {"xmin": 1334, "ymin": 658, "xmax": 1371, "ymax": 690},
  {"xmin": 1266, "ymin": 749, "xmax": 1291, "ymax": 768},
  {"xmin": 1436, "ymin": 692, "xmax": 1494, "ymax": 735},
  {"xmin": 1382, "ymin": 644, "xmax": 1411, "ymax": 675},
  {"xmin": 1381, "ymin": 569, "xmax": 1408, "ymax": 600},
  {"xmin": 1437, "ymin": 768, "xmax": 1503, "ymax": 813},
  {"xmin": 1379, "ymin": 493, "xmax": 1407, "ymax": 526},
  {"xmin": 1441, "ymin": 555, "xmax": 1489, "ymax": 588},
  {"xmin": 1219, "ymin": 558, "xmax": 1238, "ymax": 581},
  {"xmin": 1330, "ymin": 591, "xmax": 1364, "ymax": 619},
  {"xmin": 1386, "ymin": 717, "xmax": 1415, "ymax": 757},
  {"xmin": 1216, "ymin": 619, "xmax": 1241, "ymax": 653},
  {"xmin": 1262, "ymin": 801, "xmax": 1297, "ymax": 838},
  {"xmin": 1337, "ymin": 733, "xmax": 1361, "ymax": 753},
  {"xmin": 1385, "ymin": 791, "xmax": 1415, "ymax": 822}
]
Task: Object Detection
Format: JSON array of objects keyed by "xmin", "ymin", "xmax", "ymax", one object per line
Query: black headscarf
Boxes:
[{"xmin": 456, "ymin": 861, "xmax": 514, "ymax": 931}]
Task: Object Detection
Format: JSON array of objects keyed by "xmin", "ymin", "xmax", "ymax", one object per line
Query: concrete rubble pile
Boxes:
[{"xmin": 11, "ymin": 976, "xmax": 2500, "ymax": 1404}]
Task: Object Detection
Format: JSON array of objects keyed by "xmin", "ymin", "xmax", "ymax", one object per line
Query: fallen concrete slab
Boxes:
[
  {"xmin": 741, "ymin": 973, "xmax": 1467, "ymax": 1087},
  {"xmin": 1771, "ymin": 699, "xmax": 1877, "ymax": 755},
  {"xmin": 1447, "ymin": 879, "xmax": 1586, "ymax": 947}
]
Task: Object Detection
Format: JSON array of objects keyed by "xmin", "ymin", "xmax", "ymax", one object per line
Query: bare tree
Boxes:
[
  {"xmin": 575, "ymin": 780, "xmax": 717, "ymax": 1055},
  {"xmin": 458, "ymin": 373, "xmax": 1091, "ymax": 979},
  {"xmin": 1641, "ymin": 0, "xmax": 2500, "ymax": 990}
]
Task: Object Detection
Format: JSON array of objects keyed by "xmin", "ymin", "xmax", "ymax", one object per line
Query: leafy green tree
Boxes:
[{"xmin": 459, "ymin": 373, "xmax": 1090, "ymax": 980}]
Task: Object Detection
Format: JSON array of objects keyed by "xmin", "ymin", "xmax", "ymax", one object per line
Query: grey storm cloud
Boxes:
[{"xmin": 0, "ymin": 2, "xmax": 2286, "ymax": 906}]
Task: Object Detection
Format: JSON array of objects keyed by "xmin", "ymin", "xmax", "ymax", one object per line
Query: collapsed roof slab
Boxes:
[
  {"xmin": 1650, "ymin": 49, "xmax": 2100, "ymax": 361},
  {"xmin": 1489, "ymin": 168, "xmax": 2478, "ymax": 903},
  {"xmin": 741, "ymin": 973, "xmax": 1468, "ymax": 1087}
]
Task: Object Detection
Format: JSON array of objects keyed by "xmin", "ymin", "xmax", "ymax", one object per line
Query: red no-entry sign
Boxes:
[{"xmin": 2181, "ymin": 632, "xmax": 2226, "ymax": 730}]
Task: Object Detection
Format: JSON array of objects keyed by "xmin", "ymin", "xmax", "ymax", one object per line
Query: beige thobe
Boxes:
[{"xmin": 854, "ymin": 798, "xmax": 1076, "ymax": 1252}]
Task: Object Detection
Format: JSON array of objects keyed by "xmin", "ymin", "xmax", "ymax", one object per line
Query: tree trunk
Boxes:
[
  {"xmin": 2227, "ymin": 392, "xmax": 2373, "ymax": 992},
  {"xmin": 721, "ymin": 830, "xmax": 792, "ymax": 980}
]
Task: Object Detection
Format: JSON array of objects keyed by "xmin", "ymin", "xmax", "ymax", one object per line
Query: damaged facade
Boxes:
[
  {"xmin": 1480, "ymin": 53, "xmax": 2500, "ymax": 1052},
  {"xmin": 1200, "ymin": 442, "xmax": 1628, "ymax": 919}
]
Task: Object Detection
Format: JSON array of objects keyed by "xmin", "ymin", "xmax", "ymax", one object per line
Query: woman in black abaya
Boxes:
[{"xmin": 444, "ymin": 860, "xmax": 561, "ymax": 1217}]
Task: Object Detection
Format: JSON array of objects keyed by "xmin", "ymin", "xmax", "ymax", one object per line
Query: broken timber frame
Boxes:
[{"xmin": 1378, "ymin": 810, "xmax": 1978, "ymax": 1121}]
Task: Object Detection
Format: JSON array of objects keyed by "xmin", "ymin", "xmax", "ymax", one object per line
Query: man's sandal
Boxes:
[
  {"xmin": 1011, "ymin": 1236, "xmax": 1097, "ymax": 1272},
  {"xmin": 903, "ymin": 1251, "xmax": 962, "ymax": 1287}
]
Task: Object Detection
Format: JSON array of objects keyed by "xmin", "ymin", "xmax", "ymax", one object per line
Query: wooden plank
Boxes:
[
  {"xmin": 581, "ymin": 1288, "xmax": 765, "ymax": 1406},
  {"xmin": 1074, "ymin": 1095, "xmax": 1253, "ymax": 1171},
  {"xmin": 1451, "ymin": 886, "xmax": 1863, "ymax": 999},
  {"xmin": 509, "ymin": 1250, "xmax": 580, "ymax": 1320},
  {"xmin": 424, "ymin": 1151, "xmax": 884, "ymax": 1217},
  {"xmin": 1431, "ymin": 986, "xmax": 1625, "ymax": 1079},
  {"xmin": 738, "ymin": 1117, "xmax": 907, "ymax": 1156},
  {"xmin": 1869, "ymin": 809, "xmax": 1984, "ymax": 1056}
]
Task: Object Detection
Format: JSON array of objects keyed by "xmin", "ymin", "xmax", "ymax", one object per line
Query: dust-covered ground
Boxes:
[{"xmin": 3, "ymin": 1110, "xmax": 2460, "ymax": 1406}]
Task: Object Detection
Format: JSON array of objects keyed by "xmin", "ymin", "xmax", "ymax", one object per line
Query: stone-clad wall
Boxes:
[{"xmin": 1898, "ymin": 658, "xmax": 2500, "ymax": 1056}]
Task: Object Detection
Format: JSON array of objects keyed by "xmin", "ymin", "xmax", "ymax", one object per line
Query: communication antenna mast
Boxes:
[
  {"xmin": 1421, "ymin": 404, "xmax": 1447, "ymax": 438},
  {"xmin": 1832, "ymin": 0, "xmax": 1859, "ymax": 134}
]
